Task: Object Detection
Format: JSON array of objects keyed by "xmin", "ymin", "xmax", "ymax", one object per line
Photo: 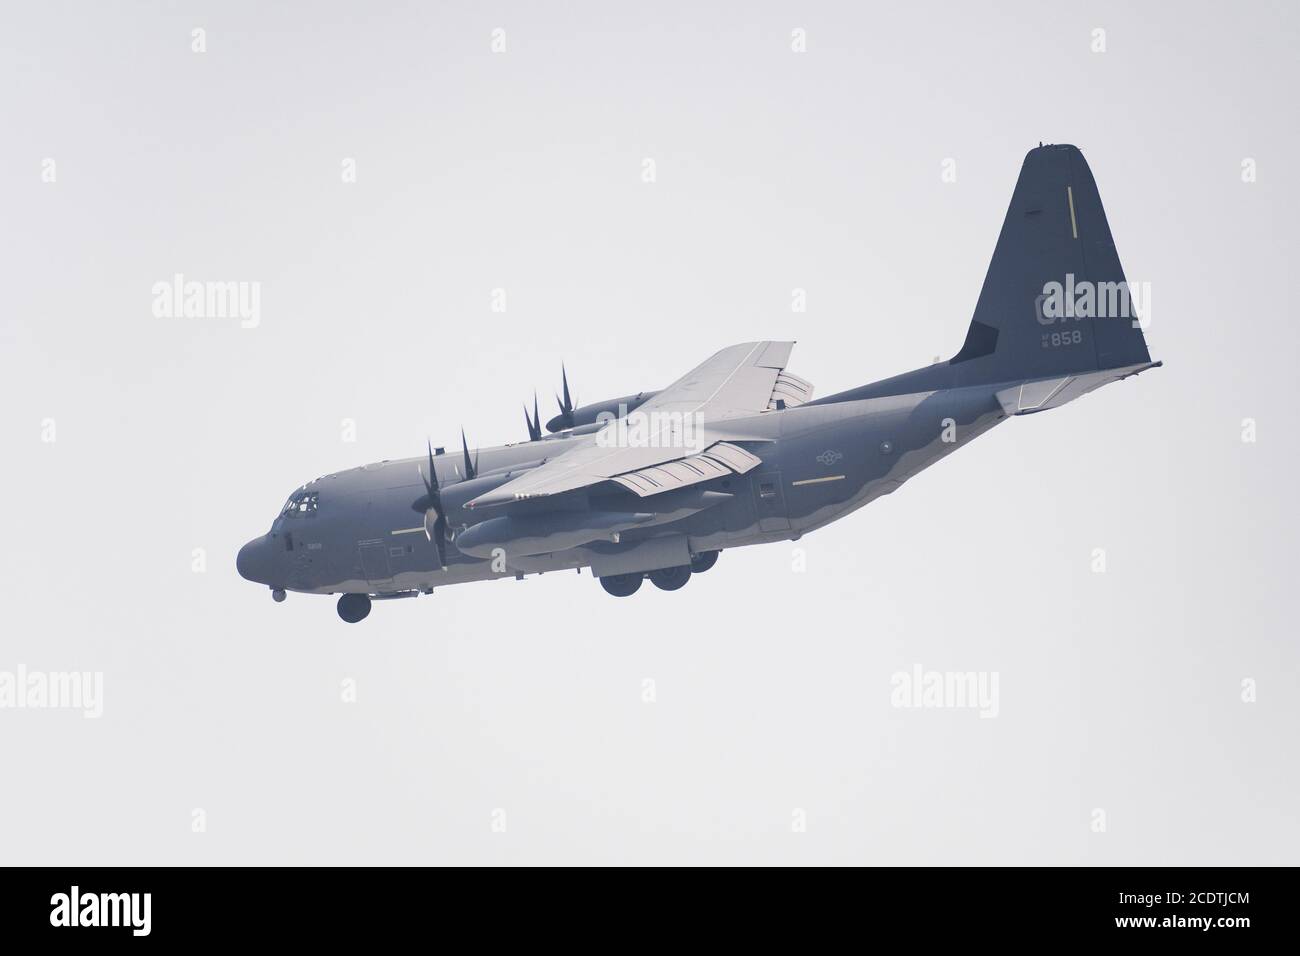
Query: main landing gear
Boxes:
[
  {"xmin": 648, "ymin": 565, "xmax": 691, "ymax": 591},
  {"xmin": 599, "ymin": 573, "xmax": 643, "ymax": 597},
  {"xmin": 689, "ymin": 550, "xmax": 719, "ymax": 574},
  {"xmin": 597, "ymin": 551, "xmax": 720, "ymax": 597},
  {"xmin": 337, "ymin": 593, "xmax": 372, "ymax": 623}
]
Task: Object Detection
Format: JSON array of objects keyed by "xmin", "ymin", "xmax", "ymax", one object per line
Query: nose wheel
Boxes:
[{"xmin": 337, "ymin": 593, "xmax": 372, "ymax": 623}]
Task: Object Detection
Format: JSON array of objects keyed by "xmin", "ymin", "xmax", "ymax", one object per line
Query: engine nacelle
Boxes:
[
  {"xmin": 546, "ymin": 391, "xmax": 659, "ymax": 433},
  {"xmin": 437, "ymin": 470, "xmax": 527, "ymax": 522}
]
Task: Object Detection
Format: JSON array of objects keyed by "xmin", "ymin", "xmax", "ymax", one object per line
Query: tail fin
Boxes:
[{"xmin": 949, "ymin": 144, "xmax": 1154, "ymax": 387}]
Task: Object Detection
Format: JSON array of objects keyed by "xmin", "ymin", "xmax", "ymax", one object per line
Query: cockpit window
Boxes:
[{"xmin": 281, "ymin": 490, "xmax": 319, "ymax": 517}]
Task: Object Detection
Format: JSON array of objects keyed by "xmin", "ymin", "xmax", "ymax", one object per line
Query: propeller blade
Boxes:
[
  {"xmin": 413, "ymin": 440, "xmax": 444, "ymax": 515},
  {"xmin": 460, "ymin": 429, "xmax": 477, "ymax": 480},
  {"xmin": 555, "ymin": 365, "xmax": 576, "ymax": 428},
  {"xmin": 414, "ymin": 440, "xmax": 448, "ymax": 568},
  {"xmin": 524, "ymin": 392, "xmax": 542, "ymax": 441},
  {"xmin": 432, "ymin": 514, "xmax": 447, "ymax": 567},
  {"xmin": 422, "ymin": 441, "xmax": 436, "ymax": 497}
]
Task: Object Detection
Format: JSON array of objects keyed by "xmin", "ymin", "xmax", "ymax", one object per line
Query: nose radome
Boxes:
[{"xmin": 237, "ymin": 535, "xmax": 275, "ymax": 585}]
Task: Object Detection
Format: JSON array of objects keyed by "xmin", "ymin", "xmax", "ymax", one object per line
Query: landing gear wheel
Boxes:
[
  {"xmin": 649, "ymin": 565, "xmax": 692, "ymax": 591},
  {"xmin": 599, "ymin": 573, "xmax": 643, "ymax": 597},
  {"xmin": 337, "ymin": 593, "xmax": 372, "ymax": 623},
  {"xmin": 689, "ymin": 550, "xmax": 719, "ymax": 574}
]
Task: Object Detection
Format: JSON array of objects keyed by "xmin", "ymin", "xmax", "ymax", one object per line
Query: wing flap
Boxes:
[
  {"xmin": 609, "ymin": 441, "xmax": 762, "ymax": 497},
  {"xmin": 767, "ymin": 371, "xmax": 814, "ymax": 409},
  {"xmin": 699, "ymin": 440, "xmax": 763, "ymax": 473}
]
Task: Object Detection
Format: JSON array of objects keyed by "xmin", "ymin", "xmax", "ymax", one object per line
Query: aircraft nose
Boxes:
[{"xmin": 237, "ymin": 535, "xmax": 276, "ymax": 585}]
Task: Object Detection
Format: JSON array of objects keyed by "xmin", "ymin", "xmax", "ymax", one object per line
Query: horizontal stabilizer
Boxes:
[{"xmin": 995, "ymin": 361, "xmax": 1161, "ymax": 416}]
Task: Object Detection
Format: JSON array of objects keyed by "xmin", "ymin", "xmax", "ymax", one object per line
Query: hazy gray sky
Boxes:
[{"xmin": 1, "ymin": 0, "xmax": 1296, "ymax": 864}]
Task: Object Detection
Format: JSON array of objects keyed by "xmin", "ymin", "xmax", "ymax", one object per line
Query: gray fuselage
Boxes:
[{"xmin": 236, "ymin": 382, "xmax": 1007, "ymax": 597}]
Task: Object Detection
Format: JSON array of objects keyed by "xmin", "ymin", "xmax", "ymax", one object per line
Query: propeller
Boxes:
[
  {"xmin": 524, "ymin": 392, "xmax": 542, "ymax": 441},
  {"xmin": 460, "ymin": 429, "xmax": 479, "ymax": 480},
  {"xmin": 412, "ymin": 440, "xmax": 448, "ymax": 568},
  {"xmin": 554, "ymin": 364, "xmax": 577, "ymax": 430}
]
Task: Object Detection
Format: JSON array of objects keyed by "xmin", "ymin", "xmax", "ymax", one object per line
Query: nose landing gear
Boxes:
[{"xmin": 337, "ymin": 593, "xmax": 372, "ymax": 623}]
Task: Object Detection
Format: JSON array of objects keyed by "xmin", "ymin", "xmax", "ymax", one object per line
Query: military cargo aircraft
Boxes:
[{"xmin": 238, "ymin": 144, "xmax": 1159, "ymax": 622}]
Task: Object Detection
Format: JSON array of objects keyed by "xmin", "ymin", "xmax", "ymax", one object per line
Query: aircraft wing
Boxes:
[
  {"xmin": 467, "ymin": 341, "xmax": 810, "ymax": 507},
  {"xmin": 633, "ymin": 340, "xmax": 812, "ymax": 419}
]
